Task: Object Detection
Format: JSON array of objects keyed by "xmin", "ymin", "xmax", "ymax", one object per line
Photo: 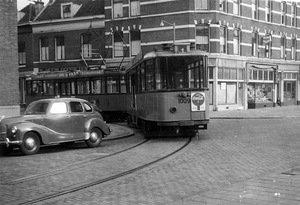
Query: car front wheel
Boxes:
[
  {"xmin": 85, "ymin": 128, "xmax": 102, "ymax": 148},
  {"xmin": 20, "ymin": 132, "xmax": 40, "ymax": 155}
]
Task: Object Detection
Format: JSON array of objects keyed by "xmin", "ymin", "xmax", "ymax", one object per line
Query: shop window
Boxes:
[
  {"xmin": 208, "ymin": 67, "xmax": 213, "ymax": 80},
  {"xmin": 218, "ymin": 82, "xmax": 237, "ymax": 104},
  {"xmin": 231, "ymin": 69, "xmax": 237, "ymax": 80},
  {"xmin": 269, "ymin": 71, "xmax": 273, "ymax": 81},
  {"xmin": 253, "ymin": 70, "xmax": 257, "ymax": 80},
  {"xmin": 258, "ymin": 71, "xmax": 263, "ymax": 80},
  {"xmin": 130, "ymin": 0, "xmax": 140, "ymax": 16},
  {"xmin": 81, "ymin": 34, "xmax": 92, "ymax": 58},
  {"xmin": 114, "ymin": 30, "xmax": 124, "ymax": 57},
  {"xmin": 224, "ymin": 68, "xmax": 230, "ymax": 79},
  {"xmin": 195, "ymin": 24, "xmax": 209, "ymax": 52},
  {"xmin": 130, "ymin": 30, "xmax": 141, "ymax": 56},
  {"xmin": 55, "ymin": 36, "xmax": 65, "ymax": 60},
  {"xmin": 18, "ymin": 42, "xmax": 26, "ymax": 65},
  {"xmin": 195, "ymin": 0, "xmax": 208, "ymax": 9},
  {"xmin": 248, "ymin": 83, "xmax": 273, "ymax": 103},
  {"xmin": 113, "ymin": 0, "xmax": 123, "ymax": 18},
  {"xmin": 220, "ymin": 26, "xmax": 227, "ymax": 53},
  {"xmin": 238, "ymin": 69, "xmax": 244, "ymax": 80},
  {"xmin": 264, "ymin": 71, "xmax": 268, "ymax": 80},
  {"xmin": 40, "ymin": 38, "xmax": 49, "ymax": 61}
]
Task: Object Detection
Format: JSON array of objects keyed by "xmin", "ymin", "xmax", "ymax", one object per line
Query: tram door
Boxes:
[
  {"xmin": 130, "ymin": 74, "xmax": 137, "ymax": 124},
  {"xmin": 284, "ymin": 81, "xmax": 296, "ymax": 106}
]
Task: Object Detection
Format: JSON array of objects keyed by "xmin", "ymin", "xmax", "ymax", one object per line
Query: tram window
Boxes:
[
  {"xmin": 32, "ymin": 81, "xmax": 43, "ymax": 95},
  {"xmin": 136, "ymin": 68, "xmax": 141, "ymax": 92},
  {"xmin": 77, "ymin": 79, "xmax": 90, "ymax": 94},
  {"xmin": 155, "ymin": 58, "xmax": 167, "ymax": 90},
  {"xmin": 120, "ymin": 76, "xmax": 126, "ymax": 93},
  {"xmin": 145, "ymin": 60, "xmax": 154, "ymax": 91},
  {"xmin": 141, "ymin": 65, "xmax": 145, "ymax": 91},
  {"xmin": 107, "ymin": 76, "xmax": 119, "ymax": 93},
  {"xmin": 44, "ymin": 82, "xmax": 54, "ymax": 95},
  {"xmin": 91, "ymin": 78, "xmax": 104, "ymax": 94}
]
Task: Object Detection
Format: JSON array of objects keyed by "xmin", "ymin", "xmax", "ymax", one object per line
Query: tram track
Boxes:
[
  {"xmin": 15, "ymin": 136, "xmax": 191, "ymax": 205},
  {"xmin": 1, "ymin": 139, "xmax": 149, "ymax": 185}
]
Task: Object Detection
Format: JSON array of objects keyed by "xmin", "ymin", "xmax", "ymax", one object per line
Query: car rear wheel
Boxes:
[
  {"xmin": 85, "ymin": 128, "xmax": 102, "ymax": 148},
  {"xmin": 20, "ymin": 132, "xmax": 40, "ymax": 155}
]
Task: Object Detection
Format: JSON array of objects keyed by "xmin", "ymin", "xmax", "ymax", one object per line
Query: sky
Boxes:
[
  {"xmin": 17, "ymin": 0, "xmax": 49, "ymax": 11},
  {"xmin": 17, "ymin": 0, "xmax": 300, "ymax": 11}
]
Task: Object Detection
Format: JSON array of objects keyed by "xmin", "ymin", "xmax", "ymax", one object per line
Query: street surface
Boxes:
[{"xmin": 1, "ymin": 106, "xmax": 300, "ymax": 204}]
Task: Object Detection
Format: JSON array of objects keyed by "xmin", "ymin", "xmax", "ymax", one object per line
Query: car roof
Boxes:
[{"xmin": 33, "ymin": 98, "xmax": 89, "ymax": 103}]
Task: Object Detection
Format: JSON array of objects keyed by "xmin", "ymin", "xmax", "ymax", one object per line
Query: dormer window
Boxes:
[
  {"xmin": 62, "ymin": 4, "xmax": 71, "ymax": 18},
  {"xmin": 61, "ymin": 3, "xmax": 81, "ymax": 19}
]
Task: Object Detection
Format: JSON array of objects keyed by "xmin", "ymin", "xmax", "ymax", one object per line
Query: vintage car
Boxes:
[{"xmin": 0, "ymin": 98, "xmax": 110, "ymax": 155}]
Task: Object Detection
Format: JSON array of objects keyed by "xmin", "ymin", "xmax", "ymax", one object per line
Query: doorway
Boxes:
[{"xmin": 284, "ymin": 81, "xmax": 296, "ymax": 106}]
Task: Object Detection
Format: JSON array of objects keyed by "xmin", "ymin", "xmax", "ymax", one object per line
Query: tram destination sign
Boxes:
[{"xmin": 32, "ymin": 70, "xmax": 104, "ymax": 80}]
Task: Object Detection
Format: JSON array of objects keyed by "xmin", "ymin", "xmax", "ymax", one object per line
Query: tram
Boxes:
[
  {"xmin": 125, "ymin": 43, "xmax": 209, "ymax": 137},
  {"xmin": 25, "ymin": 69, "xmax": 127, "ymax": 121}
]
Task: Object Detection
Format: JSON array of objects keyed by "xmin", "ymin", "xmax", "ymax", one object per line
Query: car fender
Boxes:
[
  {"xmin": 13, "ymin": 122, "xmax": 51, "ymax": 145},
  {"xmin": 84, "ymin": 118, "xmax": 110, "ymax": 135}
]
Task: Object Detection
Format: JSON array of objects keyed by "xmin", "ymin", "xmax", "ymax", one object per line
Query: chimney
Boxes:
[{"xmin": 34, "ymin": 0, "xmax": 44, "ymax": 16}]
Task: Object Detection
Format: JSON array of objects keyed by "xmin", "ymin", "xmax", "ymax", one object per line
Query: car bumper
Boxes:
[{"xmin": 0, "ymin": 138, "xmax": 22, "ymax": 146}]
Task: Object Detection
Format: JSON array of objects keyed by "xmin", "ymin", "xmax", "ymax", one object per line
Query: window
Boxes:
[
  {"xmin": 145, "ymin": 60, "xmax": 154, "ymax": 91},
  {"xmin": 130, "ymin": 30, "xmax": 141, "ymax": 56},
  {"xmin": 91, "ymin": 77, "xmax": 105, "ymax": 94},
  {"xmin": 263, "ymin": 35, "xmax": 271, "ymax": 58},
  {"xmin": 265, "ymin": 0, "xmax": 271, "ymax": 22},
  {"xmin": 83, "ymin": 102, "xmax": 93, "ymax": 112},
  {"xmin": 50, "ymin": 102, "xmax": 67, "ymax": 114},
  {"xmin": 281, "ymin": 1, "xmax": 287, "ymax": 25},
  {"xmin": 233, "ymin": 29, "xmax": 240, "ymax": 55},
  {"xmin": 70, "ymin": 102, "xmax": 83, "ymax": 113},
  {"xmin": 81, "ymin": 34, "xmax": 92, "ymax": 58},
  {"xmin": 291, "ymin": 3, "xmax": 297, "ymax": 27},
  {"xmin": 233, "ymin": 0, "xmax": 239, "ymax": 15},
  {"xmin": 18, "ymin": 43, "xmax": 26, "ymax": 65},
  {"xmin": 252, "ymin": 0, "xmax": 258, "ymax": 19},
  {"xmin": 219, "ymin": 0, "xmax": 227, "ymax": 12},
  {"xmin": 40, "ymin": 38, "xmax": 49, "ymax": 61},
  {"xmin": 62, "ymin": 4, "xmax": 71, "ymax": 18},
  {"xmin": 107, "ymin": 76, "xmax": 119, "ymax": 93},
  {"xmin": 114, "ymin": 31, "xmax": 124, "ymax": 57},
  {"xmin": 195, "ymin": 0, "xmax": 208, "ymax": 9},
  {"xmin": 218, "ymin": 82, "xmax": 237, "ymax": 104},
  {"xmin": 113, "ymin": 0, "xmax": 123, "ymax": 18},
  {"xmin": 55, "ymin": 36, "xmax": 65, "ymax": 60},
  {"xmin": 77, "ymin": 79, "xmax": 90, "ymax": 94},
  {"xmin": 281, "ymin": 36, "xmax": 286, "ymax": 59},
  {"xmin": 291, "ymin": 37, "xmax": 296, "ymax": 60},
  {"xmin": 220, "ymin": 27, "xmax": 227, "ymax": 53},
  {"xmin": 130, "ymin": 0, "xmax": 140, "ymax": 16},
  {"xmin": 252, "ymin": 31, "xmax": 258, "ymax": 57},
  {"xmin": 196, "ymin": 24, "xmax": 209, "ymax": 52}
]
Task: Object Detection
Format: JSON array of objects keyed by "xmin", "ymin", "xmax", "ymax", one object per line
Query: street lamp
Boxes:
[{"xmin": 160, "ymin": 20, "xmax": 176, "ymax": 44}]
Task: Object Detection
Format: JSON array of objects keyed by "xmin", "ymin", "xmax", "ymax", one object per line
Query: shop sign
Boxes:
[{"xmin": 32, "ymin": 70, "xmax": 104, "ymax": 80}]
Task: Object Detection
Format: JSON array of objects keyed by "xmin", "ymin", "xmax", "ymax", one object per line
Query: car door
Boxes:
[
  {"xmin": 69, "ymin": 101, "xmax": 86, "ymax": 140},
  {"xmin": 45, "ymin": 101, "xmax": 73, "ymax": 143}
]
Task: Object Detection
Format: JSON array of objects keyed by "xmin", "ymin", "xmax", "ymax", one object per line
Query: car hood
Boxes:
[{"xmin": 0, "ymin": 115, "xmax": 44, "ymax": 126}]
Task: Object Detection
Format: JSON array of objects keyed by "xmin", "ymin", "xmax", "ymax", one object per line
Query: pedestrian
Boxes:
[{"xmin": 91, "ymin": 100, "xmax": 102, "ymax": 113}]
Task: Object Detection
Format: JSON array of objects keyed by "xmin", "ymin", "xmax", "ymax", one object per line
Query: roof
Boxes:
[
  {"xmin": 18, "ymin": 3, "xmax": 37, "ymax": 24},
  {"xmin": 35, "ymin": 0, "xmax": 104, "ymax": 22}
]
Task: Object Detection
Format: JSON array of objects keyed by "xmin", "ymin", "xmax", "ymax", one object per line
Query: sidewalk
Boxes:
[
  {"xmin": 104, "ymin": 123, "xmax": 135, "ymax": 141},
  {"xmin": 210, "ymin": 105, "xmax": 300, "ymax": 119}
]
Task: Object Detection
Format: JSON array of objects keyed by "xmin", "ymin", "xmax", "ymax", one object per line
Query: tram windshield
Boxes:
[{"xmin": 155, "ymin": 56, "xmax": 207, "ymax": 90}]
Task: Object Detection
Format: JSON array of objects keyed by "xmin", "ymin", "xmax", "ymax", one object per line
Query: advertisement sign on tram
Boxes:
[{"xmin": 191, "ymin": 92, "xmax": 205, "ymax": 111}]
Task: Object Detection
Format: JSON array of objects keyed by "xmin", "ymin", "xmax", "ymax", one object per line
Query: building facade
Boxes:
[
  {"xmin": 18, "ymin": 0, "xmax": 300, "ymax": 111},
  {"xmin": 104, "ymin": 0, "xmax": 300, "ymax": 110},
  {"xmin": 0, "ymin": 0, "xmax": 19, "ymax": 117}
]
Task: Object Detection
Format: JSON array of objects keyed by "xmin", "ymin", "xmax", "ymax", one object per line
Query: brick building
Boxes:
[
  {"xmin": 0, "ymin": 0, "xmax": 19, "ymax": 117},
  {"xmin": 104, "ymin": 0, "xmax": 300, "ymax": 110},
  {"xmin": 18, "ymin": 0, "xmax": 300, "ymax": 111}
]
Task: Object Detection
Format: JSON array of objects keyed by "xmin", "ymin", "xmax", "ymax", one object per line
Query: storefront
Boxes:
[{"xmin": 247, "ymin": 63, "xmax": 278, "ymax": 109}]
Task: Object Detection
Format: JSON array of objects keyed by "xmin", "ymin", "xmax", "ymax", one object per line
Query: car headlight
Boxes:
[{"xmin": 11, "ymin": 126, "xmax": 18, "ymax": 134}]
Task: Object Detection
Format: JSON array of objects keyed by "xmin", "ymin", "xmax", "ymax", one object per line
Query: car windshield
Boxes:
[{"xmin": 25, "ymin": 102, "xmax": 49, "ymax": 115}]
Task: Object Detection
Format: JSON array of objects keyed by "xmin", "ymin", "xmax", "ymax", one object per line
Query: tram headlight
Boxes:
[{"xmin": 170, "ymin": 107, "xmax": 177, "ymax": 113}]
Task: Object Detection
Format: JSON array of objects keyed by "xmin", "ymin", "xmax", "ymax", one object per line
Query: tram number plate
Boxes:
[
  {"xmin": 178, "ymin": 98, "xmax": 191, "ymax": 104},
  {"xmin": 179, "ymin": 121, "xmax": 194, "ymax": 126}
]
